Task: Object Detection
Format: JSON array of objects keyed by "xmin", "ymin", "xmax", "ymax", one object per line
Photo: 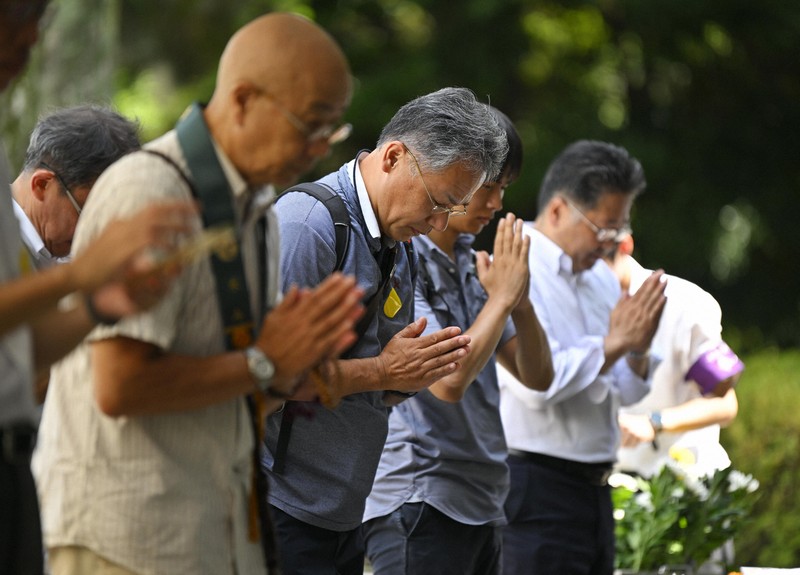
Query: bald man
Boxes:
[{"xmin": 33, "ymin": 13, "xmax": 363, "ymax": 575}]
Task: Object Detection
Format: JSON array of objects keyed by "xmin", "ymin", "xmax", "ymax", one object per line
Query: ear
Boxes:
[
  {"xmin": 29, "ymin": 169, "xmax": 53, "ymax": 202},
  {"xmin": 619, "ymin": 234, "xmax": 634, "ymax": 256},
  {"xmin": 232, "ymin": 82, "xmax": 260, "ymax": 125},
  {"xmin": 547, "ymin": 194, "xmax": 570, "ymax": 226},
  {"xmin": 380, "ymin": 141, "xmax": 404, "ymax": 174}
]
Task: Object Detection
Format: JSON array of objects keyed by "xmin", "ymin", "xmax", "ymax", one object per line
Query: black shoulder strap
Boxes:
[{"xmin": 277, "ymin": 183, "xmax": 350, "ymax": 272}]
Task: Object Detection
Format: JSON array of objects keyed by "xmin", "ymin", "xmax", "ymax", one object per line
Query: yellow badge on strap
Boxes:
[
  {"xmin": 383, "ymin": 287, "xmax": 402, "ymax": 318},
  {"xmin": 18, "ymin": 248, "xmax": 33, "ymax": 276}
]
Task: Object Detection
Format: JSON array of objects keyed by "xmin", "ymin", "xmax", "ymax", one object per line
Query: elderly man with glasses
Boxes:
[
  {"xmin": 33, "ymin": 12, "xmax": 365, "ymax": 575},
  {"xmin": 264, "ymin": 86, "xmax": 508, "ymax": 574},
  {"xmin": 11, "ymin": 105, "xmax": 141, "ymax": 268},
  {"xmin": 497, "ymin": 139, "xmax": 667, "ymax": 575}
]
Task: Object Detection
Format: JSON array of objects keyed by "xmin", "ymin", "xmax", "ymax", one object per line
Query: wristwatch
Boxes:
[
  {"xmin": 648, "ymin": 411, "xmax": 664, "ymax": 434},
  {"xmin": 245, "ymin": 346, "xmax": 276, "ymax": 395}
]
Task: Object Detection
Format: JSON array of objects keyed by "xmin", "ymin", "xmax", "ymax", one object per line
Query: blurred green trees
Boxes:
[{"xmin": 3, "ymin": 0, "xmax": 799, "ymax": 349}]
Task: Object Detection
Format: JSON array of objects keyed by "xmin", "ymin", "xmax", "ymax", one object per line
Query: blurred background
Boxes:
[{"xmin": 2, "ymin": 0, "xmax": 799, "ymax": 567}]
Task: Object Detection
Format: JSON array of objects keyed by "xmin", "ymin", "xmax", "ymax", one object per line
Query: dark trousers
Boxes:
[
  {"xmin": 502, "ymin": 453, "xmax": 615, "ymax": 575},
  {"xmin": 363, "ymin": 502, "xmax": 501, "ymax": 575},
  {"xmin": 270, "ymin": 505, "xmax": 364, "ymax": 575},
  {"xmin": 0, "ymin": 456, "xmax": 44, "ymax": 575}
]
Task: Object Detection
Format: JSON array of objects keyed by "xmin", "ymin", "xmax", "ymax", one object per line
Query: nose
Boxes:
[
  {"xmin": 426, "ymin": 212, "xmax": 450, "ymax": 232},
  {"xmin": 487, "ymin": 187, "xmax": 504, "ymax": 212}
]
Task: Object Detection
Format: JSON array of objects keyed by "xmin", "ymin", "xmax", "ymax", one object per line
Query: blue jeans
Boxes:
[
  {"xmin": 502, "ymin": 454, "xmax": 615, "ymax": 575},
  {"xmin": 270, "ymin": 505, "xmax": 365, "ymax": 575},
  {"xmin": 364, "ymin": 502, "xmax": 501, "ymax": 575}
]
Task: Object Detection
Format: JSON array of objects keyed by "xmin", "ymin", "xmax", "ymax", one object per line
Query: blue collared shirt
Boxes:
[{"xmin": 365, "ymin": 234, "xmax": 516, "ymax": 526}]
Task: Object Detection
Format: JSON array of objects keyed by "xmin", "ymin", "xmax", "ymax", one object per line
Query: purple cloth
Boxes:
[{"xmin": 685, "ymin": 341, "xmax": 744, "ymax": 396}]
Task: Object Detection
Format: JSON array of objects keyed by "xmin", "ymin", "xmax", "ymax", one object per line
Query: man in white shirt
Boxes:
[
  {"xmin": 498, "ymin": 140, "xmax": 667, "ymax": 575},
  {"xmin": 12, "ymin": 105, "xmax": 140, "ymax": 268}
]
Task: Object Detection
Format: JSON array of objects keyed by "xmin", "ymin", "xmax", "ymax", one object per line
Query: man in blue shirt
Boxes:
[
  {"xmin": 265, "ymin": 87, "xmax": 509, "ymax": 574},
  {"xmin": 498, "ymin": 140, "xmax": 667, "ymax": 575},
  {"xmin": 363, "ymin": 107, "xmax": 554, "ymax": 575}
]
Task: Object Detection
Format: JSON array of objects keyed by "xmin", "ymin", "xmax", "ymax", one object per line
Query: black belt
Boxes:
[
  {"xmin": 0, "ymin": 424, "xmax": 37, "ymax": 464},
  {"xmin": 508, "ymin": 448, "xmax": 612, "ymax": 486}
]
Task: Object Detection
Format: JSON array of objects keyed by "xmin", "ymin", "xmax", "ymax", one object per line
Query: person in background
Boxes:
[
  {"xmin": 12, "ymin": 104, "xmax": 141, "ymax": 268},
  {"xmin": 607, "ymin": 234, "xmax": 741, "ymax": 478},
  {"xmin": 1, "ymin": 1, "xmax": 195, "ymax": 573},
  {"xmin": 363, "ymin": 106, "xmax": 553, "ymax": 575},
  {"xmin": 33, "ymin": 12, "xmax": 363, "ymax": 575},
  {"xmin": 264, "ymin": 87, "xmax": 508, "ymax": 574},
  {"xmin": 498, "ymin": 140, "xmax": 667, "ymax": 575}
]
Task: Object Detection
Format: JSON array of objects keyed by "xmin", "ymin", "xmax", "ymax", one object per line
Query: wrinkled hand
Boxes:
[
  {"xmin": 376, "ymin": 317, "xmax": 471, "ymax": 393},
  {"xmin": 80, "ymin": 201, "xmax": 197, "ymax": 321},
  {"xmin": 607, "ymin": 269, "xmax": 667, "ymax": 356},
  {"xmin": 475, "ymin": 213, "xmax": 531, "ymax": 312},
  {"xmin": 618, "ymin": 412, "xmax": 656, "ymax": 447},
  {"xmin": 255, "ymin": 273, "xmax": 364, "ymax": 392}
]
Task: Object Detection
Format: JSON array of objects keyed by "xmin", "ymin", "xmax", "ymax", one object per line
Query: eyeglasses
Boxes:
[
  {"xmin": 403, "ymin": 145, "xmax": 467, "ymax": 218},
  {"xmin": 563, "ymin": 196, "xmax": 631, "ymax": 243},
  {"xmin": 39, "ymin": 162, "xmax": 82, "ymax": 215},
  {"xmin": 258, "ymin": 89, "xmax": 352, "ymax": 146}
]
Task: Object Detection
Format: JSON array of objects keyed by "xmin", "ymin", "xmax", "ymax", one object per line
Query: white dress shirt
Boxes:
[
  {"xmin": 498, "ymin": 223, "xmax": 652, "ymax": 463},
  {"xmin": 616, "ymin": 258, "xmax": 732, "ymax": 477},
  {"xmin": 12, "ymin": 199, "xmax": 66, "ymax": 269}
]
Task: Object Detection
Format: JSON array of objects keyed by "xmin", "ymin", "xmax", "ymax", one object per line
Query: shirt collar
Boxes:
[
  {"xmin": 347, "ymin": 156, "xmax": 382, "ymax": 242},
  {"xmin": 12, "ymin": 199, "xmax": 53, "ymax": 262},
  {"xmin": 210, "ymin": 137, "xmax": 249, "ymax": 201},
  {"xmin": 528, "ymin": 225, "xmax": 575, "ymax": 278}
]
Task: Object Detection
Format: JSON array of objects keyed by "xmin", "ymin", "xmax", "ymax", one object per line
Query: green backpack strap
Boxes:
[{"xmin": 175, "ymin": 103, "xmax": 257, "ymax": 350}]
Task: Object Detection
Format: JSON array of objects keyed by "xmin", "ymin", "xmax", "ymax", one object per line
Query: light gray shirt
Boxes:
[{"xmin": 34, "ymin": 130, "xmax": 275, "ymax": 575}]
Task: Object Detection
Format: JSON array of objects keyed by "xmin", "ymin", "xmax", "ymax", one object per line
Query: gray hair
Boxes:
[
  {"xmin": 537, "ymin": 140, "xmax": 646, "ymax": 212},
  {"xmin": 376, "ymin": 87, "xmax": 508, "ymax": 183},
  {"xmin": 23, "ymin": 104, "xmax": 141, "ymax": 189}
]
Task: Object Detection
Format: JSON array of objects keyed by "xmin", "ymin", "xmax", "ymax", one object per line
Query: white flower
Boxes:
[
  {"xmin": 634, "ymin": 491, "xmax": 654, "ymax": 512},
  {"xmin": 608, "ymin": 472, "xmax": 639, "ymax": 491},
  {"xmin": 727, "ymin": 469, "xmax": 760, "ymax": 493}
]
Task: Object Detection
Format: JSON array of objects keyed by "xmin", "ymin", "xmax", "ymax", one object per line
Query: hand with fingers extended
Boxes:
[
  {"xmin": 376, "ymin": 316, "xmax": 472, "ymax": 394},
  {"xmin": 254, "ymin": 272, "xmax": 365, "ymax": 395},
  {"xmin": 605, "ymin": 269, "xmax": 667, "ymax": 369},
  {"xmin": 475, "ymin": 213, "xmax": 532, "ymax": 313}
]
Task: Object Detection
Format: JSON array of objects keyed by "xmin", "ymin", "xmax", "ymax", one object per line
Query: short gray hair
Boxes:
[
  {"xmin": 376, "ymin": 87, "xmax": 508, "ymax": 183},
  {"xmin": 23, "ymin": 104, "xmax": 140, "ymax": 189}
]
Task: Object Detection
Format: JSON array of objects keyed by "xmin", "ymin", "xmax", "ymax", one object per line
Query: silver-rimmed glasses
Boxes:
[
  {"xmin": 39, "ymin": 162, "xmax": 82, "ymax": 215},
  {"xmin": 403, "ymin": 144, "xmax": 467, "ymax": 218},
  {"xmin": 563, "ymin": 196, "xmax": 631, "ymax": 243},
  {"xmin": 258, "ymin": 89, "xmax": 352, "ymax": 146}
]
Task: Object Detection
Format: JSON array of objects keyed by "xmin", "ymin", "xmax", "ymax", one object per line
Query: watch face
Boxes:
[{"xmin": 248, "ymin": 348, "xmax": 275, "ymax": 382}]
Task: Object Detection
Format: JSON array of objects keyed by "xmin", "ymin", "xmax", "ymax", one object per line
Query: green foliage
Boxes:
[
  {"xmin": 613, "ymin": 465, "xmax": 759, "ymax": 571},
  {"xmin": 721, "ymin": 349, "xmax": 800, "ymax": 568},
  {"xmin": 4, "ymin": 0, "xmax": 800, "ymax": 348}
]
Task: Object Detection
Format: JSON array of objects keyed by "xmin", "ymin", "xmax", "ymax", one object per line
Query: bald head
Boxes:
[
  {"xmin": 205, "ymin": 12, "xmax": 352, "ymax": 187},
  {"xmin": 214, "ymin": 13, "xmax": 350, "ymax": 110}
]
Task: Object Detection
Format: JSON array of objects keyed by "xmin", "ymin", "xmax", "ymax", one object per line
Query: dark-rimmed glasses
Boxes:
[
  {"xmin": 563, "ymin": 196, "xmax": 631, "ymax": 243},
  {"xmin": 258, "ymin": 89, "xmax": 352, "ymax": 146},
  {"xmin": 39, "ymin": 162, "xmax": 81, "ymax": 215},
  {"xmin": 403, "ymin": 145, "xmax": 467, "ymax": 218}
]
